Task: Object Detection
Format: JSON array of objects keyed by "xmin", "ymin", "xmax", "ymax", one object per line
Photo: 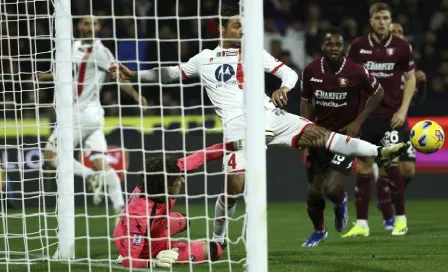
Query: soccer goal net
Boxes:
[{"xmin": 0, "ymin": 0, "xmax": 267, "ymax": 271}]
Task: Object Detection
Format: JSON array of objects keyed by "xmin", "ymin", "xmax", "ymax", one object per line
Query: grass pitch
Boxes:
[{"xmin": 1, "ymin": 199, "xmax": 447, "ymax": 271}]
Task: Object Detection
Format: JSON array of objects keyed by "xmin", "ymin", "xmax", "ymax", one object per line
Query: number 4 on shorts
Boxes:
[{"xmin": 228, "ymin": 153, "xmax": 237, "ymax": 169}]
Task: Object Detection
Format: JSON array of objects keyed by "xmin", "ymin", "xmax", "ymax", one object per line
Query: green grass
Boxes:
[{"xmin": 1, "ymin": 200, "xmax": 447, "ymax": 271}]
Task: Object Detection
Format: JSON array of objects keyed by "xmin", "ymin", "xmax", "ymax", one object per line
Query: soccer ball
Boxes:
[{"xmin": 410, "ymin": 120, "xmax": 445, "ymax": 154}]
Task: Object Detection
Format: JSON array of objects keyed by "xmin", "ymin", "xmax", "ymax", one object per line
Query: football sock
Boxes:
[
  {"xmin": 326, "ymin": 132, "xmax": 377, "ymax": 157},
  {"xmin": 307, "ymin": 196, "xmax": 325, "ymax": 231},
  {"xmin": 73, "ymin": 159, "xmax": 95, "ymax": 177},
  {"xmin": 104, "ymin": 168, "xmax": 125, "ymax": 210},
  {"xmin": 355, "ymin": 174, "xmax": 371, "ymax": 220},
  {"xmin": 386, "ymin": 165, "xmax": 405, "ymax": 216},
  {"xmin": 48, "ymin": 158, "xmax": 95, "ymax": 177},
  {"xmin": 376, "ymin": 176, "xmax": 394, "ymax": 220},
  {"xmin": 213, "ymin": 196, "xmax": 236, "ymax": 237}
]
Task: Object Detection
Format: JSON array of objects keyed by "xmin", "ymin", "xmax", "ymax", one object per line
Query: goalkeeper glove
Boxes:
[{"xmin": 149, "ymin": 248, "xmax": 179, "ymax": 268}]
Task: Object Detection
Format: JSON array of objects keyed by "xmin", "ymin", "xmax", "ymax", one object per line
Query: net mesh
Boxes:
[{"xmin": 0, "ymin": 0, "xmax": 247, "ymax": 270}]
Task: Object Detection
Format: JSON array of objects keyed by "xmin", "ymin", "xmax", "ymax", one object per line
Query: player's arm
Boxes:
[
  {"xmin": 109, "ymin": 54, "xmax": 200, "ymax": 83},
  {"xmin": 299, "ymin": 66, "xmax": 315, "ymax": 120},
  {"xmin": 117, "ymin": 79, "xmax": 148, "ymax": 108},
  {"xmin": 391, "ymin": 43, "xmax": 416, "ymax": 129},
  {"xmin": 263, "ymin": 50, "xmax": 299, "ymax": 107},
  {"xmin": 412, "ymin": 70, "xmax": 427, "ymax": 105}
]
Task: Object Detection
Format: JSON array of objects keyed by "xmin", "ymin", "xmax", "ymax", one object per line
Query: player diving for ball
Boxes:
[
  {"xmin": 109, "ymin": 5, "xmax": 409, "ymax": 249},
  {"xmin": 38, "ymin": 17, "xmax": 147, "ymax": 216},
  {"xmin": 300, "ymin": 27, "xmax": 385, "ymax": 247},
  {"xmin": 343, "ymin": 2, "xmax": 416, "ymax": 237},
  {"xmin": 113, "ymin": 156, "xmax": 223, "ymax": 268}
]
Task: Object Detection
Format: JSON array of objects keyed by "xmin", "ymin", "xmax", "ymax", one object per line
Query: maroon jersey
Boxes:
[
  {"xmin": 301, "ymin": 57, "xmax": 381, "ymax": 130},
  {"xmin": 348, "ymin": 34, "xmax": 415, "ymax": 118}
]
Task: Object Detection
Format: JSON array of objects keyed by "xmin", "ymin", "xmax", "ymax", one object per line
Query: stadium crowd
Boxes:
[{"xmin": 1, "ymin": 0, "xmax": 448, "ymax": 119}]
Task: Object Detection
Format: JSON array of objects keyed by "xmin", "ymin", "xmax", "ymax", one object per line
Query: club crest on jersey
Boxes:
[
  {"xmin": 386, "ymin": 48, "xmax": 395, "ymax": 56},
  {"xmin": 132, "ymin": 235, "xmax": 142, "ymax": 246},
  {"xmin": 338, "ymin": 77, "xmax": 348, "ymax": 87}
]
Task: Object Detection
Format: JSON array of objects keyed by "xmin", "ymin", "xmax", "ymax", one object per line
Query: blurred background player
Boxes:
[
  {"xmin": 343, "ymin": 2, "xmax": 416, "ymax": 237},
  {"xmin": 109, "ymin": 5, "xmax": 409, "ymax": 248},
  {"xmin": 38, "ymin": 17, "xmax": 147, "ymax": 216},
  {"xmin": 300, "ymin": 27, "xmax": 384, "ymax": 247},
  {"xmin": 113, "ymin": 156, "xmax": 223, "ymax": 268},
  {"xmin": 375, "ymin": 22, "xmax": 427, "ymax": 225}
]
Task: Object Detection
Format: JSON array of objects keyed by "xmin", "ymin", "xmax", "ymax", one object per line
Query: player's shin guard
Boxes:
[
  {"xmin": 104, "ymin": 168, "xmax": 125, "ymax": 212},
  {"xmin": 355, "ymin": 175, "xmax": 371, "ymax": 221},
  {"xmin": 213, "ymin": 196, "xmax": 236, "ymax": 238},
  {"xmin": 326, "ymin": 132, "xmax": 377, "ymax": 158},
  {"xmin": 386, "ymin": 165, "xmax": 405, "ymax": 216},
  {"xmin": 376, "ymin": 176, "xmax": 394, "ymax": 221},
  {"xmin": 307, "ymin": 196, "xmax": 325, "ymax": 231}
]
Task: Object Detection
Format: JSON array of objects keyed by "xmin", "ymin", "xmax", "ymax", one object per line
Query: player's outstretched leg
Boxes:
[
  {"xmin": 302, "ymin": 174, "xmax": 328, "ymax": 247},
  {"xmin": 294, "ymin": 125, "xmax": 409, "ymax": 163}
]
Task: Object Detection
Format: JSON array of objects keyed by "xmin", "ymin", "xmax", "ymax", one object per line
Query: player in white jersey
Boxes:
[
  {"xmin": 109, "ymin": 8, "xmax": 410, "ymax": 247},
  {"xmin": 38, "ymin": 17, "xmax": 147, "ymax": 215}
]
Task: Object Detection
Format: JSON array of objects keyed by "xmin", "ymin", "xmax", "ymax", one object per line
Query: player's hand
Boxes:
[
  {"xmin": 415, "ymin": 70, "xmax": 426, "ymax": 82},
  {"xmin": 135, "ymin": 95, "xmax": 148, "ymax": 111},
  {"xmin": 150, "ymin": 248, "xmax": 179, "ymax": 268},
  {"xmin": 390, "ymin": 109, "xmax": 406, "ymax": 129},
  {"xmin": 270, "ymin": 87, "xmax": 289, "ymax": 107},
  {"xmin": 339, "ymin": 120, "xmax": 362, "ymax": 138},
  {"xmin": 109, "ymin": 63, "xmax": 135, "ymax": 80}
]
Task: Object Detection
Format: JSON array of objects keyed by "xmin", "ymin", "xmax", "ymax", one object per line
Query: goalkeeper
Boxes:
[{"xmin": 113, "ymin": 156, "xmax": 223, "ymax": 268}]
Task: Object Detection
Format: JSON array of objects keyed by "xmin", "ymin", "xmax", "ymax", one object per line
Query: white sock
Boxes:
[
  {"xmin": 48, "ymin": 158, "xmax": 94, "ymax": 177},
  {"xmin": 395, "ymin": 215, "xmax": 407, "ymax": 221},
  {"xmin": 326, "ymin": 132, "xmax": 378, "ymax": 158},
  {"xmin": 104, "ymin": 169, "xmax": 125, "ymax": 210},
  {"xmin": 372, "ymin": 163, "xmax": 379, "ymax": 182},
  {"xmin": 73, "ymin": 160, "xmax": 95, "ymax": 177},
  {"xmin": 213, "ymin": 196, "xmax": 236, "ymax": 237},
  {"xmin": 356, "ymin": 219, "xmax": 369, "ymax": 228}
]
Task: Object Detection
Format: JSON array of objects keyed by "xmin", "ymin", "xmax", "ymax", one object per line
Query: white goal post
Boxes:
[{"xmin": 0, "ymin": 0, "xmax": 268, "ymax": 271}]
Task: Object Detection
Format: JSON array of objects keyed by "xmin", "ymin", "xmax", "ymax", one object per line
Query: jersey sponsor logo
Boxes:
[
  {"xmin": 132, "ymin": 235, "xmax": 142, "ymax": 246},
  {"xmin": 386, "ymin": 48, "xmax": 395, "ymax": 56},
  {"xmin": 310, "ymin": 77, "xmax": 323, "ymax": 83},
  {"xmin": 360, "ymin": 49, "xmax": 372, "ymax": 54},
  {"xmin": 316, "ymin": 100, "xmax": 347, "ymax": 108},
  {"xmin": 314, "ymin": 90, "xmax": 347, "ymax": 100},
  {"xmin": 215, "ymin": 64, "xmax": 235, "ymax": 82},
  {"xmin": 338, "ymin": 77, "xmax": 348, "ymax": 88},
  {"xmin": 364, "ymin": 61, "xmax": 395, "ymax": 71}
]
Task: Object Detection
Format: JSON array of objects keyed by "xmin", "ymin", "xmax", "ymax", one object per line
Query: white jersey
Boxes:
[
  {"xmin": 71, "ymin": 40, "xmax": 115, "ymax": 110},
  {"xmin": 140, "ymin": 46, "xmax": 298, "ymax": 125}
]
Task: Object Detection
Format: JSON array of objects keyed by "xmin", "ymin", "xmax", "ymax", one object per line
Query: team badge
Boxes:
[
  {"xmin": 386, "ymin": 48, "xmax": 395, "ymax": 56},
  {"xmin": 338, "ymin": 77, "xmax": 348, "ymax": 88}
]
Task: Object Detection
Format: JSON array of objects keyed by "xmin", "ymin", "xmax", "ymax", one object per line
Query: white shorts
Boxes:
[
  {"xmin": 223, "ymin": 108, "xmax": 313, "ymax": 173},
  {"xmin": 46, "ymin": 107, "xmax": 107, "ymax": 161}
]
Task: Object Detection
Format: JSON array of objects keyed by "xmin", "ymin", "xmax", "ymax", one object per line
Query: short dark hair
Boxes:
[
  {"xmin": 220, "ymin": 3, "xmax": 240, "ymax": 28},
  {"xmin": 321, "ymin": 26, "xmax": 344, "ymax": 43},
  {"xmin": 138, "ymin": 156, "xmax": 181, "ymax": 197},
  {"xmin": 369, "ymin": 2, "xmax": 392, "ymax": 17}
]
